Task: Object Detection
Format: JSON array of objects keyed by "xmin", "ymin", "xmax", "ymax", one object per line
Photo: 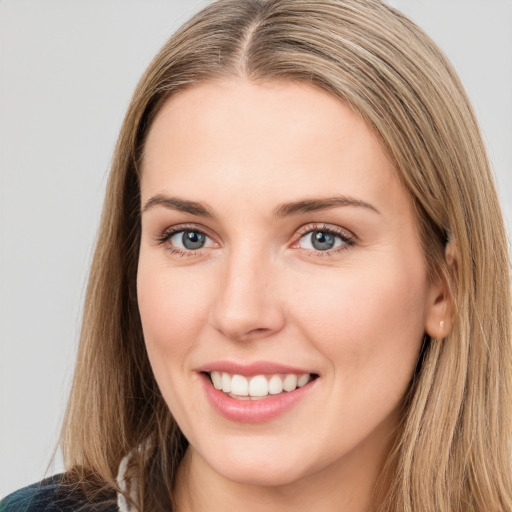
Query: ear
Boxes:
[{"xmin": 424, "ymin": 241, "xmax": 456, "ymax": 339}]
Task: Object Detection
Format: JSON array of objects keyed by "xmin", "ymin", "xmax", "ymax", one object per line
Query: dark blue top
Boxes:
[{"xmin": 0, "ymin": 474, "xmax": 118, "ymax": 512}]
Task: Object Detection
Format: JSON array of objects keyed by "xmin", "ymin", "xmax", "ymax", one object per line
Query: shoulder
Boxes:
[{"xmin": 0, "ymin": 474, "xmax": 118, "ymax": 512}]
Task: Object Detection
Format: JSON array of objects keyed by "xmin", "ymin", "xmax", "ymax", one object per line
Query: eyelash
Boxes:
[{"xmin": 156, "ymin": 223, "xmax": 356, "ymax": 258}]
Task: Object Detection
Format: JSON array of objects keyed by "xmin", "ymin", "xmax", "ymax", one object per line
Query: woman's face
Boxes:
[{"xmin": 137, "ymin": 80, "xmax": 446, "ymax": 489}]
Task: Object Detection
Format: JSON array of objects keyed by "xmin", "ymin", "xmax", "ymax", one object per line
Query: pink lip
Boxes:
[
  {"xmin": 197, "ymin": 360, "xmax": 316, "ymax": 377},
  {"xmin": 198, "ymin": 372, "xmax": 318, "ymax": 424}
]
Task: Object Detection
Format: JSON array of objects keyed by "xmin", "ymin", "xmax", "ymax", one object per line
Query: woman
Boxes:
[{"xmin": 2, "ymin": 0, "xmax": 510, "ymax": 511}]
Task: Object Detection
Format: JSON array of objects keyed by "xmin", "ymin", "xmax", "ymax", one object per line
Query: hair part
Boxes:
[{"xmin": 60, "ymin": 1, "xmax": 512, "ymax": 510}]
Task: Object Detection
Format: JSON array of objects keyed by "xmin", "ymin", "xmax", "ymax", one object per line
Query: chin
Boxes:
[
  {"xmin": 192, "ymin": 435, "xmax": 314, "ymax": 487},
  {"xmin": 210, "ymin": 456, "xmax": 308, "ymax": 487}
]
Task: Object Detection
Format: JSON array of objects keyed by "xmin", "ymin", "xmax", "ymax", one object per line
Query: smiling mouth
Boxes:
[{"xmin": 204, "ymin": 371, "xmax": 319, "ymax": 400}]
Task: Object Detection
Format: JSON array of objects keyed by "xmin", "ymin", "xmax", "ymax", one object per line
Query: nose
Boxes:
[{"xmin": 208, "ymin": 247, "xmax": 286, "ymax": 342}]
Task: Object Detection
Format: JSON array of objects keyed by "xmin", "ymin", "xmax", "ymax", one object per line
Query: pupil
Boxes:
[
  {"xmin": 312, "ymin": 231, "xmax": 335, "ymax": 251},
  {"xmin": 182, "ymin": 231, "xmax": 205, "ymax": 250}
]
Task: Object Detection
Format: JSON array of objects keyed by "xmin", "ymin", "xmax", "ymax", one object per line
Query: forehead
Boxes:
[{"xmin": 141, "ymin": 79, "xmax": 405, "ymax": 218}]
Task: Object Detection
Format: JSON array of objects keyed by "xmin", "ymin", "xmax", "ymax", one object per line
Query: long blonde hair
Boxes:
[{"xmin": 60, "ymin": 1, "xmax": 512, "ymax": 510}]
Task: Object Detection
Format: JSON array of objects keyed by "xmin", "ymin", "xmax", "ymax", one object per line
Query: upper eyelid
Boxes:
[
  {"xmin": 295, "ymin": 223, "xmax": 356, "ymax": 241},
  {"xmin": 159, "ymin": 223, "xmax": 215, "ymax": 239}
]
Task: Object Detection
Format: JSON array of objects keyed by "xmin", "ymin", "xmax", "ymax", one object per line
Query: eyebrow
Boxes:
[
  {"xmin": 142, "ymin": 195, "xmax": 215, "ymax": 217},
  {"xmin": 142, "ymin": 194, "xmax": 379, "ymax": 218},
  {"xmin": 273, "ymin": 196, "xmax": 380, "ymax": 217}
]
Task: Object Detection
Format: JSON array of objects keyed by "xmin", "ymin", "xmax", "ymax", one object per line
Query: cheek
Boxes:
[
  {"xmin": 136, "ymin": 258, "xmax": 211, "ymax": 367},
  {"xmin": 136, "ymin": 258, "xmax": 215, "ymax": 431},
  {"xmin": 290, "ymin": 256, "xmax": 428, "ymax": 395}
]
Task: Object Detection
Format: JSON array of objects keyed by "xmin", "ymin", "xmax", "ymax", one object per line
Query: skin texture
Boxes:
[{"xmin": 137, "ymin": 79, "xmax": 450, "ymax": 512}]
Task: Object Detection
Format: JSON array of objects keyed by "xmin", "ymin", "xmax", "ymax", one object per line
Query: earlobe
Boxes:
[
  {"xmin": 424, "ymin": 241, "xmax": 456, "ymax": 339},
  {"xmin": 424, "ymin": 282, "xmax": 452, "ymax": 339}
]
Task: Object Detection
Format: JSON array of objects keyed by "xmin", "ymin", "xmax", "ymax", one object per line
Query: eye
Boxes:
[
  {"xmin": 170, "ymin": 230, "xmax": 208, "ymax": 250},
  {"xmin": 294, "ymin": 225, "xmax": 355, "ymax": 254},
  {"xmin": 300, "ymin": 230, "xmax": 343, "ymax": 251},
  {"xmin": 157, "ymin": 226, "xmax": 217, "ymax": 255}
]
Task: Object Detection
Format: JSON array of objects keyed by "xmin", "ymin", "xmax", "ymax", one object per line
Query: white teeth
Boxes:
[
  {"xmin": 268, "ymin": 374, "xmax": 283, "ymax": 395},
  {"xmin": 283, "ymin": 374, "xmax": 298, "ymax": 392},
  {"xmin": 221, "ymin": 372, "xmax": 231, "ymax": 393},
  {"xmin": 231, "ymin": 374, "xmax": 249, "ymax": 396},
  {"xmin": 209, "ymin": 371, "xmax": 314, "ymax": 398},
  {"xmin": 211, "ymin": 371, "xmax": 222, "ymax": 390},
  {"xmin": 297, "ymin": 373, "xmax": 311, "ymax": 387},
  {"xmin": 248, "ymin": 375, "xmax": 268, "ymax": 397}
]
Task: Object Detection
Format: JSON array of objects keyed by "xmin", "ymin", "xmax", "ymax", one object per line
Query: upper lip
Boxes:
[{"xmin": 197, "ymin": 360, "xmax": 318, "ymax": 377}]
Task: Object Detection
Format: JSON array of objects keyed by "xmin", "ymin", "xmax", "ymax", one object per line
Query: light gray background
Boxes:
[{"xmin": 1, "ymin": 0, "xmax": 511, "ymax": 499}]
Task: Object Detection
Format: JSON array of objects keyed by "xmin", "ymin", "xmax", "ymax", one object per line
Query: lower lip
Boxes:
[{"xmin": 200, "ymin": 373, "xmax": 317, "ymax": 423}]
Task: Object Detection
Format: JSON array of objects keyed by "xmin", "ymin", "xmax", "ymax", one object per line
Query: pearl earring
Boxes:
[{"xmin": 440, "ymin": 320, "xmax": 445, "ymax": 328}]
